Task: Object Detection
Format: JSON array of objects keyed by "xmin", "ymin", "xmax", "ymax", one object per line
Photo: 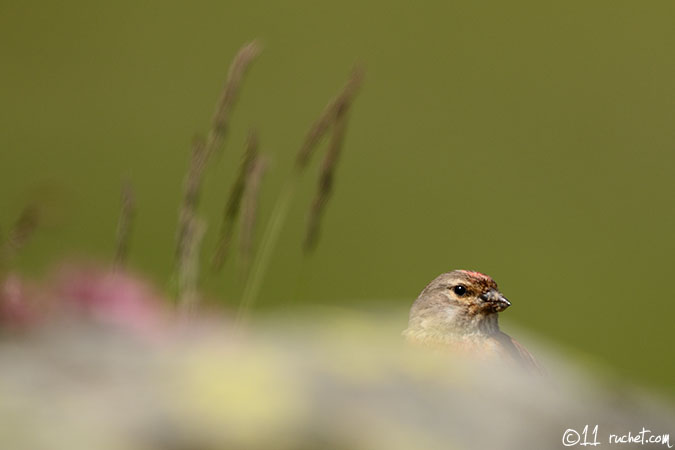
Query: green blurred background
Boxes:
[{"xmin": 1, "ymin": 1, "xmax": 674, "ymax": 395}]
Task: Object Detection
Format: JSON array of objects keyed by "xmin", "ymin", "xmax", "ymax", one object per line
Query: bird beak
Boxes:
[
  {"xmin": 496, "ymin": 295, "xmax": 511, "ymax": 311},
  {"xmin": 480, "ymin": 290, "xmax": 511, "ymax": 312}
]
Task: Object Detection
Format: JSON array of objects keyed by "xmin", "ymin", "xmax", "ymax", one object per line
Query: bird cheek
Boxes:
[{"xmin": 443, "ymin": 293, "xmax": 461, "ymax": 305}]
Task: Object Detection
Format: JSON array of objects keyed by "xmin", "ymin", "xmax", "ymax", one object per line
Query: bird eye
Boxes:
[{"xmin": 452, "ymin": 285, "xmax": 467, "ymax": 296}]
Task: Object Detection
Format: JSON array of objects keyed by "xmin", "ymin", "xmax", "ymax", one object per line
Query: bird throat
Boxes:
[
  {"xmin": 446, "ymin": 308, "xmax": 501, "ymax": 337},
  {"xmin": 404, "ymin": 306, "xmax": 502, "ymax": 348},
  {"xmin": 403, "ymin": 310, "xmax": 502, "ymax": 352}
]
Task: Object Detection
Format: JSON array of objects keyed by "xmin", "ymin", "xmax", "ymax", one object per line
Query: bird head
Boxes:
[{"xmin": 408, "ymin": 270, "xmax": 511, "ymax": 335}]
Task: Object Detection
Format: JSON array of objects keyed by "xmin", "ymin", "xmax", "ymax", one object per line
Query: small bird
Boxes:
[{"xmin": 403, "ymin": 270, "xmax": 539, "ymax": 371}]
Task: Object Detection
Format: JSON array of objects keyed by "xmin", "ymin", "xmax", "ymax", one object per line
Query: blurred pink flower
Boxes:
[
  {"xmin": 0, "ymin": 273, "xmax": 40, "ymax": 328},
  {"xmin": 1, "ymin": 264, "xmax": 172, "ymax": 338},
  {"xmin": 51, "ymin": 265, "xmax": 170, "ymax": 336}
]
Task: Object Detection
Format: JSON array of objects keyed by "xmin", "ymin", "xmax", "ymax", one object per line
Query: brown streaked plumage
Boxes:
[{"xmin": 403, "ymin": 270, "xmax": 540, "ymax": 372}]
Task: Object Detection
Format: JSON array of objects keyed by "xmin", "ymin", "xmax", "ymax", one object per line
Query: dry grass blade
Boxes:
[
  {"xmin": 114, "ymin": 179, "xmax": 135, "ymax": 267},
  {"xmin": 176, "ymin": 136, "xmax": 207, "ymax": 266},
  {"xmin": 177, "ymin": 40, "xmax": 260, "ymax": 264},
  {"xmin": 295, "ymin": 66, "xmax": 365, "ymax": 170},
  {"xmin": 239, "ymin": 154, "xmax": 268, "ymax": 275},
  {"xmin": 0, "ymin": 205, "xmax": 40, "ymax": 270},
  {"xmin": 177, "ymin": 216, "xmax": 207, "ymax": 315},
  {"xmin": 304, "ymin": 67, "xmax": 364, "ymax": 252},
  {"xmin": 174, "ymin": 40, "xmax": 260, "ymax": 304},
  {"xmin": 205, "ymin": 40, "xmax": 261, "ymax": 160},
  {"xmin": 304, "ymin": 105, "xmax": 348, "ymax": 252},
  {"xmin": 212, "ymin": 130, "xmax": 259, "ymax": 271},
  {"xmin": 235, "ymin": 180, "xmax": 293, "ymax": 329},
  {"xmin": 175, "ymin": 138, "xmax": 208, "ymax": 311}
]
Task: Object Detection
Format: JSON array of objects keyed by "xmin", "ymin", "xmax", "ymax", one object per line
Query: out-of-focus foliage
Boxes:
[{"xmin": 1, "ymin": 266, "xmax": 673, "ymax": 449}]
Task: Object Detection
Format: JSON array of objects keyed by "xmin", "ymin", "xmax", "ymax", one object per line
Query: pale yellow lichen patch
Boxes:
[{"xmin": 165, "ymin": 343, "xmax": 307, "ymax": 447}]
